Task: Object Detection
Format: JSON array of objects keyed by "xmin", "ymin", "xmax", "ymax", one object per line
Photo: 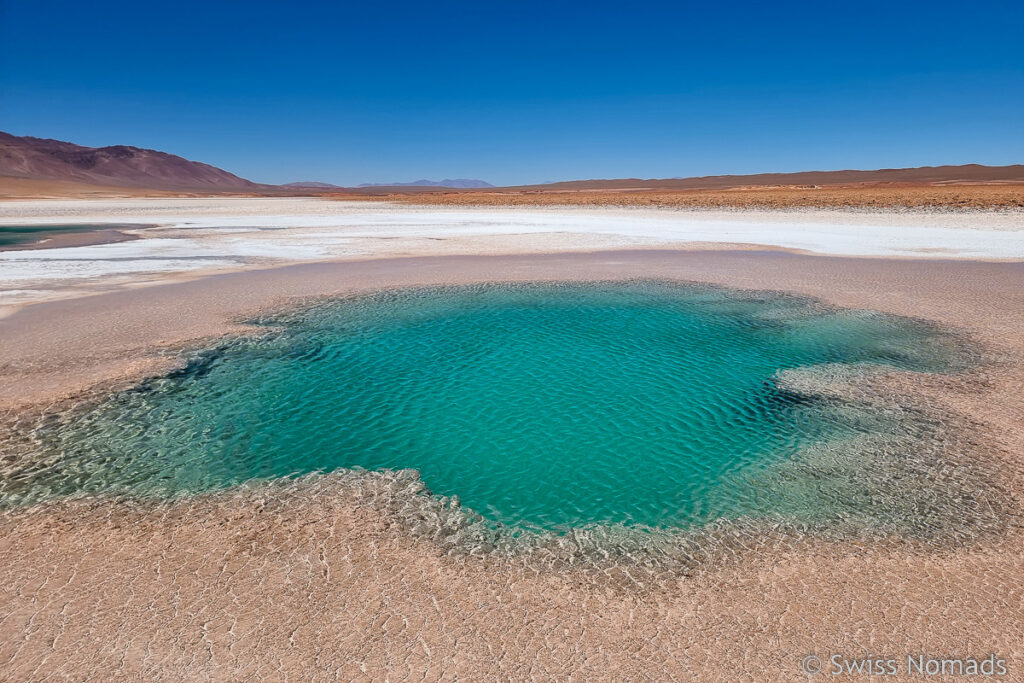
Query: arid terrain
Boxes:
[
  {"xmin": 4, "ymin": 0, "xmax": 1019, "ymax": 676},
  {"xmin": 1, "ymin": 139, "xmax": 1023, "ymax": 679},
  {"xmin": 1, "ymin": 250, "xmax": 1023, "ymax": 680},
  {"xmin": 361, "ymin": 183, "xmax": 1024, "ymax": 210}
]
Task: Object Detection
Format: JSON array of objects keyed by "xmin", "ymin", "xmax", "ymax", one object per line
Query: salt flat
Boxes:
[{"xmin": 1, "ymin": 198, "xmax": 1022, "ymax": 311}]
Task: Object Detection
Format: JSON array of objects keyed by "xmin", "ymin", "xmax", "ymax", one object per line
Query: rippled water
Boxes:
[{"xmin": 3, "ymin": 281, "xmax": 972, "ymax": 533}]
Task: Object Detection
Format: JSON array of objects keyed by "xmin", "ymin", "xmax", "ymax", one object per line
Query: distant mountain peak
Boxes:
[
  {"xmin": 358, "ymin": 178, "xmax": 493, "ymax": 189},
  {"xmin": 0, "ymin": 131, "xmax": 261, "ymax": 190}
]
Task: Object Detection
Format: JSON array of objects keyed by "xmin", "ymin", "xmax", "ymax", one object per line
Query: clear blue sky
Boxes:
[{"xmin": 1, "ymin": 0, "xmax": 1021, "ymax": 186}]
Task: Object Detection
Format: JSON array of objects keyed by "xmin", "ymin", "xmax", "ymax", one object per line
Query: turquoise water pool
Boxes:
[{"xmin": 3, "ymin": 281, "xmax": 968, "ymax": 531}]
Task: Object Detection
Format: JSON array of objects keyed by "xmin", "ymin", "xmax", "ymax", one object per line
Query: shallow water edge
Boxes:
[{"xmin": 1, "ymin": 279, "xmax": 1018, "ymax": 573}]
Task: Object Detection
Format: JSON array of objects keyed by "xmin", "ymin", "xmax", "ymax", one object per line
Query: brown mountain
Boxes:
[
  {"xmin": 0, "ymin": 131, "xmax": 263, "ymax": 191},
  {"xmin": 509, "ymin": 164, "xmax": 1024, "ymax": 191}
]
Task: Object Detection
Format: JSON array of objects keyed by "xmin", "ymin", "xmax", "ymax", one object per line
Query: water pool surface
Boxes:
[{"xmin": 4, "ymin": 281, "xmax": 967, "ymax": 531}]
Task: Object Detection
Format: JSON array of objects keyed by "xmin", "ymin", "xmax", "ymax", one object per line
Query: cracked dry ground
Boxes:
[
  {"xmin": 1, "ymin": 491, "xmax": 1023, "ymax": 681},
  {"xmin": 2, "ymin": 251, "xmax": 1023, "ymax": 680}
]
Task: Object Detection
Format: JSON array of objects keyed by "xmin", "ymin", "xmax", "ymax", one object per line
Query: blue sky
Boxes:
[{"xmin": 1, "ymin": 0, "xmax": 1021, "ymax": 186}]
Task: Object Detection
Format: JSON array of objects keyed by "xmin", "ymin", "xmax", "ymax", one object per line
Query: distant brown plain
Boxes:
[{"xmin": 350, "ymin": 183, "xmax": 1024, "ymax": 210}]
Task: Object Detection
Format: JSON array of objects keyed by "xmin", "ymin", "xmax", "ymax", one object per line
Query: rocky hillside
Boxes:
[{"xmin": 0, "ymin": 132, "xmax": 262, "ymax": 190}]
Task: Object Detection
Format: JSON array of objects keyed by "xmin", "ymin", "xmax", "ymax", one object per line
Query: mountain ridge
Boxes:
[{"xmin": 0, "ymin": 131, "xmax": 263, "ymax": 190}]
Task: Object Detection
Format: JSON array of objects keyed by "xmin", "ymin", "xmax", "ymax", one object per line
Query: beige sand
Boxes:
[{"xmin": 2, "ymin": 250, "xmax": 1023, "ymax": 680}]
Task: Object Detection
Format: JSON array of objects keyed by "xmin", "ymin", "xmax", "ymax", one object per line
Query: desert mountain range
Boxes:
[
  {"xmin": 1, "ymin": 131, "xmax": 1021, "ymax": 195},
  {"xmin": 0, "ymin": 132, "xmax": 262, "ymax": 191}
]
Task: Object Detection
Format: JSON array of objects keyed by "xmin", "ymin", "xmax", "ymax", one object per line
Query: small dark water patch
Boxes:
[{"xmin": 0, "ymin": 223, "xmax": 153, "ymax": 250}]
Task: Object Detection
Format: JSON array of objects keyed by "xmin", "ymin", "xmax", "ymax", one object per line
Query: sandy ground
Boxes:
[
  {"xmin": 1, "ymin": 248, "xmax": 1023, "ymax": 680},
  {"xmin": 2, "ymin": 198, "xmax": 1023, "ymax": 315}
]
